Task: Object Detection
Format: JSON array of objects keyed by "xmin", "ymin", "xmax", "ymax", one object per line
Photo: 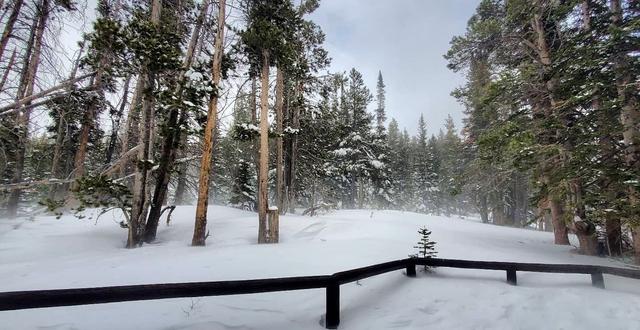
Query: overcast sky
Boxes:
[{"xmin": 310, "ymin": 0, "xmax": 480, "ymax": 135}]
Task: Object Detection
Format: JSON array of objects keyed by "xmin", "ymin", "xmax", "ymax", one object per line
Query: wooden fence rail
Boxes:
[{"xmin": 1, "ymin": 257, "xmax": 639, "ymax": 329}]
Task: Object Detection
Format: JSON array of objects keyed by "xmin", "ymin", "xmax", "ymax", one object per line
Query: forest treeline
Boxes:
[
  {"xmin": 0, "ymin": 0, "xmax": 638, "ymax": 264},
  {"xmin": 447, "ymin": 0, "xmax": 639, "ymax": 263},
  {"xmin": 0, "ymin": 0, "xmax": 469, "ymax": 247}
]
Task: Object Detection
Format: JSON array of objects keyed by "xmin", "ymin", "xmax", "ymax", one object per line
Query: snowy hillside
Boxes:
[{"xmin": 1, "ymin": 206, "xmax": 639, "ymax": 330}]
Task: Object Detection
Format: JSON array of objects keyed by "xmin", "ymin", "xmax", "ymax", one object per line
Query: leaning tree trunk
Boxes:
[
  {"xmin": 6, "ymin": 0, "xmax": 49, "ymax": 217},
  {"xmin": 192, "ymin": 0, "xmax": 226, "ymax": 246},
  {"xmin": 275, "ymin": 68, "xmax": 284, "ymax": 214},
  {"xmin": 610, "ymin": 0, "xmax": 640, "ymax": 264},
  {"xmin": 257, "ymin": 49, "xmax": 270, "ymax": 244}
]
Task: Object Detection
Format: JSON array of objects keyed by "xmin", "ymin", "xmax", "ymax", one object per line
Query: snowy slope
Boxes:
[{"xmin": 1, "ymin": 206, "xmax": 640, "ymax": 330}]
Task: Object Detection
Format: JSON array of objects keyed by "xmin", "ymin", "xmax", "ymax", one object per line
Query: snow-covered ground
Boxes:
[{"xmin": 1, "ymin": 206, "xmax": 640, "ymax": 330}]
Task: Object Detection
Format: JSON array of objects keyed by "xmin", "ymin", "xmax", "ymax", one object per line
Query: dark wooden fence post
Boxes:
[
  {"xmin": 506, "ymin": 267, "xmax": 517, "ymax": 285},
  {"xmin": 406, "ymin": 259, "xmax": 416, "ymax": 277},
  {"xmin": 325, "ymin": 281, "xmax": 340, "ymax": 329},
  {"xmin": 591, "ymin": 272, "xmax": 604, "ymax": 289}
]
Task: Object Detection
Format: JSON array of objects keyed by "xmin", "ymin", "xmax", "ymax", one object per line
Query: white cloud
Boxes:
[{"xmin": 310, "ymin": 0, "xmax": 480, "ymax": 135}]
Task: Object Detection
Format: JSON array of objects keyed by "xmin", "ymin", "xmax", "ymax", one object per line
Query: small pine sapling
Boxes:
[{"xmin": 410, "ymin": 226, "xmax": 437, "ymax": 271}]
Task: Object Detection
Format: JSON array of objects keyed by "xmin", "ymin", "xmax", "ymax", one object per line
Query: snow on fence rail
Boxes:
[{"xmin": 1, "ymin": 257, "xmax": 639, "ymax": 329}]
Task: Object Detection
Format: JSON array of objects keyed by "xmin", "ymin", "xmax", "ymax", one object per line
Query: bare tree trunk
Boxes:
[
  {"xmin": 6, "ymin": 0, "xmax": 49, "ymax": 217},
  {"xmin": 0, "ymin": 47, "xmax": 16, "ymax": 91},
  {"xmin": 129, "ymin": 0, "xmax": 162, "ymax": 248},
  {"xmin": 610, "ymin": 0, "xmax": 640, "ymax": 264},
  {"xmin": 257, "ymin": 49, "xmax": 270, "ymax": 244},
  {"xmin": 0, "ymin": 0, "xmax": 24, "ymax": 62},
  {"xmin": 275, "ymin": 68, "xmax": 284, "ymax": 214},
  {"xmin": 192, "ymin": 0, "xmax": 226, "ymax": 246}
]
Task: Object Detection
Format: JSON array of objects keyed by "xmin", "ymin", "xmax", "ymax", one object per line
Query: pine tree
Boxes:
[
  {"xmin": 375, "ymin": 70, "xmax": 386, "ymax": 136},
  {"xmin": 411, "ymin": 226, "xmax": 438, "ymax": 271}
]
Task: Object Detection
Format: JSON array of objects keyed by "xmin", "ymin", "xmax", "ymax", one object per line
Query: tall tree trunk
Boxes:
[
  {"xmin": 6, "ymin": 0, "xmax": 49, "ymax": 217},
  {"xmin": 145, "ymin": 0, "xmax": 210, "ymax": 243},
  {"xmin": 128, "ymin": 0, "xmax": 162, "ymax": 248},
  {"xmin": 530, "ymin": 1, "xmax": 569, "ymax": 245},
  {"xmin": 610, "ymin": 0, "xmax": 640, "ymax": 264},
  {"xmin": 275, "ymin": 68, "xmax": 284, "ymax": 214},
  {"xmin": 257, "ymin": 49, "xmax": 270, "ymax": 244},
  {"xmin": 191, "ymin": 0, "xmax": 226, "ymax": 246},
  {"xmin": 251, "ymin": 76, "xmax": 259, "ymax": 212},
  {"xmin": 288, "ymin": 81, "xmax": 301, "ymax": 213},
  {"xmin": 0, "ymin": 0, "xmax": 24, "ymax": 62}
]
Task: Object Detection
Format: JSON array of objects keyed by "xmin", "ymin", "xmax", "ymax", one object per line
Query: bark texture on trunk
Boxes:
[
  {"xmin": 549, "ymin": 199, "xmax": 570, "ymax": 245},
  {"xmin": 191, "ymin": 0, "xmax": 225, "ymax": 246},
  {"xmin": 257, "ymin": 49, "xmax": 270, "ymax": 244}
]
